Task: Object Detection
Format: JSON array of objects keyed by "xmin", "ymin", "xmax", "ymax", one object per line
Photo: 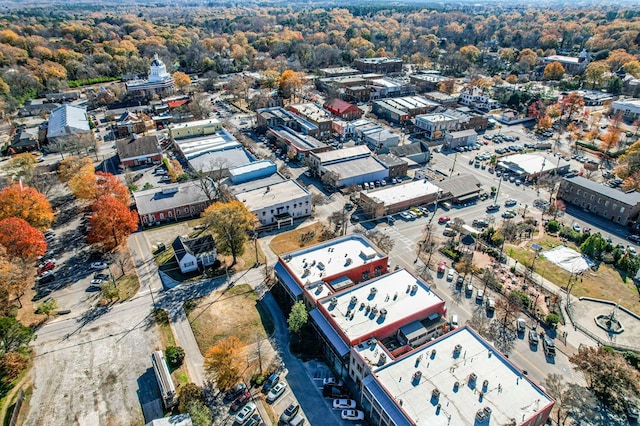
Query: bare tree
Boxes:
[
  {"xmin": 466, "ymin": 311, "xmax": 492, "ymax": 338},
  {"xmin": 365, "ymin": 229, "xmax": 395, "ymax": 254},
  {"xmin": 544, "ymin": 374, "xmax": 600, "ymax": 426},
  {"xmin": 193, "ymin": 170, "xmax": 216, "ymax": 202},
  {"xmin": 320, "ymin": 171, "xmax": 340, "ymax": 190},
  {"xmin": 495, "ymin": 292, "xmax": 523, "ymax": 327}
]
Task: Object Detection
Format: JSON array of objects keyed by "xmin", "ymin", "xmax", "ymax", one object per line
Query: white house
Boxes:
[
  {"xmin": 172, "ymin": 235, "xmax": 217, "ymax": 273},
  {"xmin": 458, "ymin": 86, "xmax": 500, "ymax": 111}
]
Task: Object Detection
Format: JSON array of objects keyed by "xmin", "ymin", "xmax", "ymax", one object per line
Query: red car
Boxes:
[
  {"xmin": 438, "ymin": 216, "xmax": 451, "ymax": 224},
  {"xmin": 230, "ymin": 391, "xmax": 251, "ymax": 411},
  {"xmin": 37, "ymin": 261, "xmax": 55, "ymax": 275},
  {"xmin": 438, "ymin": 262, "xmax": 446, "ymax": 274}
]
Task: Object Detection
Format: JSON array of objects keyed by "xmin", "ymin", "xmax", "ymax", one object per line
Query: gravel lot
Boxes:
[{"xmin": 24, "ymin": 301, "xmax": 162, "ymax": 425}]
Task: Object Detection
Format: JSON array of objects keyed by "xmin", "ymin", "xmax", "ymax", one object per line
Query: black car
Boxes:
[
  {"xmin": 627, "ymin": 234, "xmax": 640, "ymax": 244},
  {"xmin": 323, "ymin": 384, "xmax": 349, "ymax": 399},
  {"xmin": 223, "ymin": 383, "xmax": 246, "ymax": 402}
]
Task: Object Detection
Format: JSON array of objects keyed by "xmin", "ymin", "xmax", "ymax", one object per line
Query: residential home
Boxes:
[
  {"xmin": 116, "ymin": 135, "xmax": 162, "ymax": 168},
  {"xmin": 116, "ymin": 110, "xmax": 155, "ymax": 137},
  {"xmin": 458, "ymin": 86, "xmax": 500, "ymax": 111},
  {"xmin": 172, "ymin": 235, "xmax": 217, "ymax": 273}
]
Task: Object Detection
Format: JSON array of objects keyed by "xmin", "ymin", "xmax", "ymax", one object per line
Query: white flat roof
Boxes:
[
  {"xmin": 354, "ymin": 338, "xmax": 391, "ymax": 369},
  {"xmin": 371, "ymin": 326, "xmax": 553, "ymax": 426},
  {"xmin": 312, "ymin": 145, "xmax": 371, "ymax": 163},
  {"xmin": 498, "ymin": 153, "xmax": 559, "ymax": 175},
  {"xmin": 281, "ymin": 235, "xmax": 384, "ymax": 285},
  {"xmin": 320, "ymin": 269, "xmax": 444, "ymax": 342},
  {"xmin": 237, "ymin": 179, "xmax": 310, "ymax": 212},
  {"xmin": 169, "ymin": 118, "xmax": 221, "ymax": 129},
  {"xmin": 324, "ymin": 156, "xmax": 387, "ymax": 179},
  {"xmin": 366, "ymin": 180, "xmax": 440, "ymax": 206},
  {"xmin": 416, "ymin": 113, "xmax": 458, "ymax": 122}
]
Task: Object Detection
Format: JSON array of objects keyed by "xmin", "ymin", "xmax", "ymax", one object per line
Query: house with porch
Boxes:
[{"xmin": 172, "ymin": 235, "xmax": 217, "ymax": 273}]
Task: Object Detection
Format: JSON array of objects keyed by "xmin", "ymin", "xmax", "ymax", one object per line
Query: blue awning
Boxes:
[
  {"xmin": 310, "ymin": 309, "xmax": 350, "ymax": 358},
  {"xmin": 274, "ymin": 262, "xmax": 303, "ymax": 298},
  {"xmin": 362, "ymin": 375, "xmax": 412, "ymax": 426}
]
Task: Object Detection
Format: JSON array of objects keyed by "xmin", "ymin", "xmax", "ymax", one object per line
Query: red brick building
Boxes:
[
  {"xmin": 116, "ymin": 135, "xmax": 162, "ymax": 168},
  {"xmin": 323, "ymin": 99, "xmax": 364, "ymax": 121}
]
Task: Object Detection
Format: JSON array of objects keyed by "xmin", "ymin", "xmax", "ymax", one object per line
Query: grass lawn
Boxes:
[
  {"xmin": 115, "ymin": 274, "xmax": 139, "ymax": 300},
  {"xmin": 154, "ymin": 309, "xmax": 190, "ymax": 386},
  {"xmin": 505, "ymin": 236, "xmax": 640, "ymax": 315},
  {"xmin": 269, "ymin": 222, "xmax": 325, "ymax": 256},
  {"xmin": 188, "ymin": 284, "xmax": 274, "ymax": 355}
]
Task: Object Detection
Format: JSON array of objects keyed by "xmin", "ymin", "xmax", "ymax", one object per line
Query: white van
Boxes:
[{"xmin": 450, "ymin": 315, "xmax": 459, "ymax": 328}]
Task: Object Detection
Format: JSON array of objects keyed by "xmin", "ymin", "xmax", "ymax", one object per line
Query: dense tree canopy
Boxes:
[
  {"xmin": 201, "ymin": 201, "xmax": 256, "ymax": 265},
  {"xmin": 0, "ymin": 184, "xmax": 54, "ymax": 230}
]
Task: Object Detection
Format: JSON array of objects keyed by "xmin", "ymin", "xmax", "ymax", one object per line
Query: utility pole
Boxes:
[
  {"xmin": 449, "ymin": 151, "xmax": 458, "ymax": 177},
  {"xmin": 494, "ymin": 175, "xmax": 503, "ymax": 204}
]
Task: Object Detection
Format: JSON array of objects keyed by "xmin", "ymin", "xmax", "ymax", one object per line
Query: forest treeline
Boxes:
[{"xmin": 0, "ymin": 4, "xmax": 639, "ymax": 111}]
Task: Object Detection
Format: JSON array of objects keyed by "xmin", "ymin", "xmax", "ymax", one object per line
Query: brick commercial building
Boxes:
[
  {"xmin": 558, "ymin": 175, "xmax": 640, "ymax": 227},
  {"xmin": 133, "ymin": 181, "xmax": 214, "ymax": 227},
  {"xmin": 323, "ymin": 98, "xmax": 364, "ymax": 121},
  {"xmin": 359, "ymin": 179, "xmax": 441, "ymax": 218},
  {"xmin": 354, "ymin": 58, "xmax": 403, "ymax": 74}
]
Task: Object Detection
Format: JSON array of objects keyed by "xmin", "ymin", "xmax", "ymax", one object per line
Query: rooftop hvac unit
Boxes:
[
  {"xmin": 412, "ymin": 370, "xmax": 422, "ymax": 383},
  {"xmin": 476, "ymin": 410, "xmax": 488, "ymax": 421},
  {"xmin": 330, "ymin": 297, "xmax": 338, "ymax": 306},
  {"xmin": 453, "ymin": 344, "xmax": 462, "ymax": 355},
  {"xmin": 350, "ymin": 296, "xmax": 358, "ymax": 305},
  {"xmin": 379, "ymin": 308, "xmax": 388, "ymax": 317},
  {"xmin": 432, "ymin": 388, "xmax": 440, "ymax": 399},
  {"xmin": 371, "ymin": 306, "xmax": 378, "ymax": 315},
  {"xmin": 367, "ymin": 338, "xmax": 375, "ymax": 346},
  {"xmin": 379, "ymin": 353, "xmax": 387, "ymax": 365},
  {"xmin": 317, "ymin": 283, "xmax": 324, "ymax": 292},
  {"xmin": 345, "ymin": 258, "xmax": 352, "ymax": 266},
  {"xmin": 469, "ymin": 372, "xmax": 477, "ymax": 383},
  {"xmin": 161, "ymin": 187, "xmax": 179, "ymax": 194},
  {"xmin": 412, "ymin": 284, "xmax": 418, "ymax": 293},
  {"xmin": 370, "ymin": 287, "xmax": 378, "ymax": 295},
  {"xmin": 318, "ymin": 262, "xmax": 325, "ymax": 270}
]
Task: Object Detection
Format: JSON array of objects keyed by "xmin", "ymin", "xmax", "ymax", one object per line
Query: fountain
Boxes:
[{"xmin": 595, "ymin": 303, "xmax": 624, "ymax": 334}]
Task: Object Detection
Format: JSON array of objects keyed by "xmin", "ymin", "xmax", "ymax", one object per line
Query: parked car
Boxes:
[
  {"xmin": 341, "ymin": 410, "xmax": 365, "ymax": 421},
  {"xmin": 465, "ymin": 282, "xmax": 473, "ymax": 296},
  {"xmin": 447, "ymin": 269, "xmax": 455, "ymax": 281},
  {"xmin": 230, "ymin": 391, "xmax": 251, "ymax": 411},
  {"xmin": 94, "ymin": 273, "xmax": 109, "ymax": 281},
  {"xmin": 450, "ymin": 315, "xmax": 459, "ymax": 328},
  {"xmin": 234, "ymin": 402, "xmax": 257, "ymax": 424},
  {"xmin": 90, "ymin": 261, "xmax": 108, "ymax": 270},
  {"xmin": 437, "ymin": 262, "xmax": 446, "ymax": 274},
  {"xmin": 37, "ymin": 261, "xmax": 55, "ymax": 275},
  {"xmin": 476, "ymin": 289, "xmax": 484, "ymax": 302},
  {"xmin": 323, "ymin": 384, "xmax": 349, "ymax": 399},
  {"xmin": 266, "ymin": 381, "xmax": 287, "ymax": 403},
  {"xmin": 627, "ymin": 234, "xmax": 640, "ymax": 244},
  {"xmin": 472, "ymin": 219, "xmax": 488, "ymax": 228},
  {"xmin": 90, "ymin": 278, "xmax": 104, "ymax": 286},
  {"xmin": 280, "ymin": 403, "xmax": 300, "ymax": 423},
  {"xmin": 502, "ymin": 210, "xmax": 516, "ymax": 219},
  {"xmin": 323, "ymin": 377, "xmax": 344, "ymax": 387},
  {"xmin": 244, "ymin": 414, "xmax": 262, "ymax": 426},
  {"xmin": 438, "ymin": 216, "xmax": 451, "ymax": 224},
  {"xmin": 333, "ymin": 399, "xmax": 356, "ymax": 410},
  {"xmin": 516, "ymin": 318, "xmax": 527, "ymax": 334},
  {"xmin": 262, "ymin": 373, "xmax": 279, "ymax": 392},
  {"xmin": 486, "ymin": 297, "xmax": 495, "ymax": 311},
  {"xmin": 528, "ymin": 330, "xmax": 539, "ymax": 345},
  {"xmin": 224, "ymin": 383, "xmax": 247, "ymax": 401},
  {"xmin": 38, "ymin": 271, "xmax": 55, "ymax": 284},
  {"xmin": 572, "ymin": 223, "xmax": 581, "ymax": 232},
  {"xmin": 543, "ymin": 336, "xmax": 556, "ymax": 357},
  {"xmin": 504, "ymin": 198, "xmax": 517, "ymax": 207},
  {"xmin": 486, "ymin": 204, "xmax": 500, "ymax": 212}
]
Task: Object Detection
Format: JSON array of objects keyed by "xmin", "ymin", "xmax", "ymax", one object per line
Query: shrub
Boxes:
[
  {"xmin": 152, "ymin": 308, "xmax": 169, "ymax": 325},
  {"xmin": 546, "ymin": 313, "xmax": 560, "ymax": 326},
  {"xmin": 545, "ymin": 220, "xmax": 559, "ymax": 233},
  {"xmin": 511, "ymin": 289, "xmax": 530, "ymax": 308},
  {"xmin": 165, "ymin": 346, "xmax": 185, "ymax": 370}
]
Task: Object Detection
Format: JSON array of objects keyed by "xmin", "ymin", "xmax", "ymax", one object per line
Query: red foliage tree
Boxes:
[
  {"xmin": 95, "ymin": 172, "xmax": 130, "ymax": 206},
  {"xmin": 0, "ymin": 184, "xmax": 54, "ymax": 230},
  {"xmin": 87, "ymin": 195, "xmax": 138, "ymax": 251},
  {"xmin": 0, "ymin": 217, "xmax": 46, "ymax": 262}
]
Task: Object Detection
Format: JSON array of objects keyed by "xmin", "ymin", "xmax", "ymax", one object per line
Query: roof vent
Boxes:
[
  {"xmin": 469, "ymin": 372, "xmax": 477, "ymax": 384},
  {"xmin": 412, "ymin": 370, "xmax": 422, "ymax": 384},
  {"xmin": 432, "ymin": 388, "xmax": 440, "ymax": 399}
]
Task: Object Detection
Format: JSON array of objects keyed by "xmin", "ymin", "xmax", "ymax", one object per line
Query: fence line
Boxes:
[{"xmin": 8, "ymin": 389, "xmax": 25, "ymax": 426}]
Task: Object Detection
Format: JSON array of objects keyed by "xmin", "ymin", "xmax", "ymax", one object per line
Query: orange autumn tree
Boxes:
[
  {"xmin": 95, "ymin": 172, "xmax": 130, "ymax": 206},
  {"xmin": 87, "ymin": 195, "xmax": 138, "ymax": 251},
  {"xmin": 58, "ymin": 156, "xmax": 94, "ymax": 183},
  {"xmin": 0, "ymin": 184, "xmax": 54, "ymax": 230},
  {"xmin": 204, "ymin": 336, "xmax": 243, "ymax": 390},
  {"xmin": 0, "ymin": 218, "xmax": 46, "ymax": 262},
  {"xmin": 0, "ymin": 245, "xmax": 27, "ymax": 312}
]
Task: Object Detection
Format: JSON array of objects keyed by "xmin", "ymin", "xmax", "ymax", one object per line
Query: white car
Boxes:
[
  {"xmin": 90, "ymin": 261, "xmax": 108, "ymax": 270},
  {"xmin": 476, "ymin": 289, "xmax": 484, "ymax": 301},
  {"xmin": 266, "ymin": 381, "xmax": 287, "ymax": 403},
  {"xmin": 90, "ymin": 279, "xmax": 103, "ymax": 286},
  {"xmin": 333, "ymin": 399, "xmax": 356, "ymax": 409},
  {"xmin": 446, "ymin": 269, "xmax": 455, "ymax": 281},
  {"xmin": 235, "ymin": 402, "xmax": 256, "ymax": 424},
  {"xmin": 323, "ymin": 377, "xmax": 344, "ymax": 387},
  {"xmin": 341, "ymin": 410, "xmax": 365, "ymax": 421},
  {"xmin": 572, "ymin": 223, "xmax": 581, "ymax": 232}
]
